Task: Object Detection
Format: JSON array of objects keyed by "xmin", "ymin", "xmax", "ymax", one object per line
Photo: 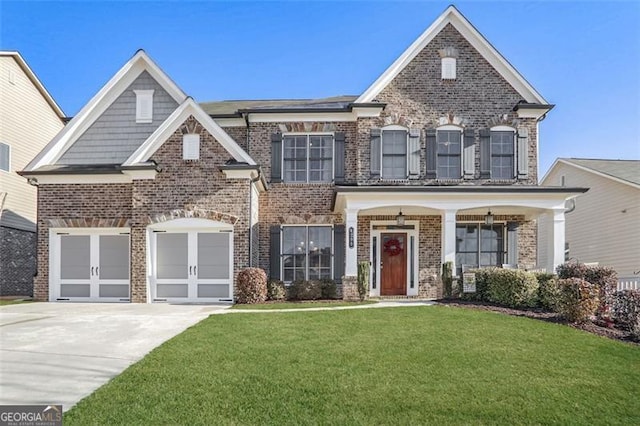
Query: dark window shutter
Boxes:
[
  {"xmin": 370, "ymin": 128, "xmax": 381, "ymax": 175},
  {"xmin": 334, "ymin": 132, "xmax": 346, "ymax": 184},
  {"xmin": 333, "ymin": 224, "xmax": 345, "ymax": 284},
  {"xmin": 271, "ymin": 133, "xmax": 282, "ymax": 183},
  {"xmin": 408, "ymin": 128, "xmax": 421, "ymax": 178},
  {"xmin": 507, "ymin": 222, "xmax": 519, "ymax": 266},
  {"xmin": 479, "ymin": 128, "xmax": 491, "ymax": 178},
  {"xmin": 517, "ymin": 127, "xmax": 529, "ymax": 179},
  {"xmin": 463, "ymin": 128, "xmax": 475, "ymax": 179},
  {"xmin": 426, "ymin": 128, "xmax": 437, "ymax": 178},
  {"xmin": 269, "ymin": 225, "xmax": 281, "ymax": 280}
]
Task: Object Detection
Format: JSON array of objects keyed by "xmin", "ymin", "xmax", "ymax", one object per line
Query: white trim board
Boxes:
[
  {"xmin": 356, "ymin": 5, "xmax": 547, "ymax": 104},
  {"xmin": 24, "ymin": 50, "xmax": 188, "ymax": 172}
]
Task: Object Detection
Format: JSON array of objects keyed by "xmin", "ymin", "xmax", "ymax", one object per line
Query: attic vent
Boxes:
[
  {"xmin": 134, "ymin": 89, "xmax": 154, "ymax": 123},
  {"xmin": 183, "ymin": 134, "xmax": 200, "ymax": 160},
  {"xmin": 439, "ymin": 47, "xmax": 459, "ymax": 80}
]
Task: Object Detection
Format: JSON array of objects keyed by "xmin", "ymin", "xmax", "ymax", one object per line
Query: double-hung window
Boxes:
[
  {"xmin": 281, "ymin": 226, "xmax": 333, "ymax": 282},
  {"xmin": 490, "ymin": 129, "xmax": 515, "ymax": 179},
  {"xmin": 436, "ymin": 128, "xmax": 462, "ymax": 179},
  {"xmin": 283, "ymin": 135, "xmax": 333, "ymax": 182},
  {"xmin": 381, "ymin": 129, "xmax": 408, "ymax": 179},
  {"xmin": 455, "ymin": 224, "xmax": 505, "ymax": 270}
]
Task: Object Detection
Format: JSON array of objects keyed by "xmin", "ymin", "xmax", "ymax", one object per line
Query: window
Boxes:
[
  {"xmin": 183, "ymin": 134, "xmax": 200, "ymax": 160},
  {"xmin": 381, "ymin": 129, "xmax": 408, "ymax": 179},
  {"xmin": 0, "ymin": 143, "xmax": 9, "ymax": 172},
  {"xmin": 490, "ymin": 130, "xmax": 514, "ymax": 179},
  {"xmin": 436, "ymin": 128, "xmax": 462, "ymax": 178},
  {"xmin": 282, "ymin": 226, "xmax": 332, "ymax": 282},
  {"xmin": 283, "ymin": 135, "xmax": 333, "ymax": 182},
  {"xmin": 441, "ymin": 57, "xmax": 456, "ymax": 79},
  {"xmin": 134, "ymin": 89, "xmax": 154, "ymax": 123},
  {"xmin": 455, "ymin": 224, "xmax": 505, "ymax": 270}
]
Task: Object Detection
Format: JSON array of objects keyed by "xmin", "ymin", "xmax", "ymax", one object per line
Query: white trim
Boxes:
[
  {"xmin": 491, "ymin": 125, "xmax": 516, "ymax": 132},
  {"xmin": 182, "ymin": 134, "xmax": 200, "ymax": 160},
  {"xmin": 49, "ymin": 227, "xmax": 131, "ymax": 302},
  {"xmin": 123, "ymin": 98, "xmax": 255, "ymax": 166},
  {"xmin": 516, "ymin": 108, "xmax": 549, "ymax": 120},
  {"xmin": 356, "ymin": 6, "xmax": 546, "ymax": 104},
  {"xmin": 441, "ymin": 57, "xmax": 456, "ymax": 80},
  {"xmin": 437, "ymin": 124, "xmax": 463, "ymax": 131},
  {"xmin": 24, "ymin": 50, "xmax": 188, "ymax": 172},
  {"xmin": 370, "ymin": 220, "xmax": 419, "ymax": 297},
  {"xmin": 25, "ymin": 171, "xmax": 157, "ymax": 184},
  {"xmin": 541, "ymin": 159, "xmax": 640, "ymax": 190},
  {"xmin": 245, "ymin": 108, "xmax": 385, "ymax": 123},
  {"xmin": 213, "ymin": 117, "xmax": 246, "ymax": 127}
]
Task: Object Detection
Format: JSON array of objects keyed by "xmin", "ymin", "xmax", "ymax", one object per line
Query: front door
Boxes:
[{"xmin": 381, "ymin": 233, "xmax": 407, "ymax": 296}]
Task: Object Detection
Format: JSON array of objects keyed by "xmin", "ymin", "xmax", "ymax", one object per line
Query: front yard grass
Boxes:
[
  {"xmin": 231, "ymin": 300, "xmax": 377, "ymax": 310},
  {"xmin": 0, "ymin": 299, "xmax": 33, "ymax": 306},
  {"xmin": 65, "ymin": 306, "xmax": 639, "ymax": 425}
]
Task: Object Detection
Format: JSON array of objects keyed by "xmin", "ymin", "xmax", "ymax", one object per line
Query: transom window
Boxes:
[
  {"xmin": 455, "ymin": 224, "xmax": 505, "ymax": 271},
  {"xmin": 283, "ymin": 135, "xmax": 333, "ymax": 182},
  {"xmin": 437, "ymin": 129, "xmax": 462, "ymax": 178},
  {"xmin": 382, "ymin": 129, "xmax": 408, "ymax": 179},
  {"xmin": 490, "ymin": 130, "xmax": 514, "ymax": 179},
  {"xmin": 281, "ymin": 226, "xmax": 333, "ymax": 282}
]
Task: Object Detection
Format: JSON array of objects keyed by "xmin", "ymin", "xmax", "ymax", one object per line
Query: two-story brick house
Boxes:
[{"xmin": 21, "ymin": 6, "xmax": 585, "ymax": 302}]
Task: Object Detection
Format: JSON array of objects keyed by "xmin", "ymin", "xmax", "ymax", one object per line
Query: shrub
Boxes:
[
  {"xmin": 555, "ymin": 278, "xmax": 599, "ymax": 323},
  {"xmin": 556, "ymin": 262, "xmax": 617, "ymax": 318},
  {"xmin": 357, "ymin": 261, "xmax": 370, "ymax": 301},
  {"xmin": 460, "ymin": 267, "xmax": 488, "ymax": 301},
  {"xmin": 484, "ymin": 268, "xmax": 539, "ymax": 308},
  {"xmin": 611, "ymin": 290, "xmax": 640, "ymax": 338},
  {"xmin": 442, "ymin": 262, "xmax": 453, "ymax": 299},
  {"xmin": 536, "ymin": 273, "xmax": 560, "ymax": 311},
  {"xmin": 267, "ymin": 280, "xmax": 286, "ymax": 301},
  {"xmin": 235, "ymin": 268, "xmax": 267, "ymax": 304},
  {"xmin": 319, "ymin": 279, "xmax": 338, "ymax": 300},
  {"xmin": 288, "ymin": 280, "xmax": 322, "ymax": 301}
]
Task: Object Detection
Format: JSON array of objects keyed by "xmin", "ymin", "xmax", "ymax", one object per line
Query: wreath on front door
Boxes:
[{"xmin": 383, "ymin": 238, "xmax": 403, "ymax": 257}]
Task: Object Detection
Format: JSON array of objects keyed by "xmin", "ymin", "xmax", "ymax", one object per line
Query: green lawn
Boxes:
[
  {"xmin": 65, "ymin": 306, "xmax": 639, "ymax": 425},
  {"xmin": 0, "ymin": 299, "xmax": 32, "ymax": 306},
  {"xmin": 231, "ymin": 300, "xmax": 377, "ymax": 310}
]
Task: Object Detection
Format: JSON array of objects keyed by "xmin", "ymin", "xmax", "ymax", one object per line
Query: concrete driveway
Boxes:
[{"xmin": 0, "ymin": 302, "xmax": 229, "ymax": 411}]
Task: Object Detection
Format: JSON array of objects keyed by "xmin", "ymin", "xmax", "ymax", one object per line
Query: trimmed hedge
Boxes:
[
  {"xmin": 319, "ymin": 279, "xmax": 338, "ymax": 300},
  {"xmin": 484, "ymin": 268, "xmax": 539, "ymax": 308},
  {"xmin": 555, "ymin": 277, "xmax": 599, "ymax": 323},
  {"xmin": 267, "ymin": 280, "xmax": 286, "ymax": 301},
  {"xmin": 611, "ymin": 290, "xmax": 640, "ymax": 338},
  {"xmin": 556, "ymin": 263, "xmax": 617, "ymax": 318},
  {"xmin": 536, "ymin": 272, "xmax": 560, "ymax": 311},
  {"xmin": 288, "ymin": 280, "xmax": 322, "ymax": 301},
  {"xmin": 236, "ymin": 268, "xmax": 267, "ymax": 304}
]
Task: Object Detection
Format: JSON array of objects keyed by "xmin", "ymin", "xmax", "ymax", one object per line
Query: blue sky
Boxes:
[{"xmin": 2, "ymin": 0, "xmax": 639, "ymax": 176}]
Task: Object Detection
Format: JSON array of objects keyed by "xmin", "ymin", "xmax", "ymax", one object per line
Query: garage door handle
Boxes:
[
  {"xmin": 194, "ymin": 266, "xmax": 197, "ymax": 276},
  {"xmin": 96, "ymin": 267, "xmax": 99, "ymax": 276},
  {"xmin": 91, "ymin": 266, "xmax": 94, "ymax": 276},
  {"xmin": 189, "ymin": 266, "xmax": 193, "ymax": 276}
]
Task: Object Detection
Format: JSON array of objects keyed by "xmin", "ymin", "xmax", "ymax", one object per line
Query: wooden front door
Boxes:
[{"xmin": 381, "ymin": 233, "xmax": 407, "ymax": 296}]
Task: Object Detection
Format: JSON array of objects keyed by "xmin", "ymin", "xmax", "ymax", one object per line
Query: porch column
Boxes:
[
  {"xmin": 441, "ymin": 209, "xmax": 457, "ymax": 272},
  {"xmin": 344, "ymin": 208, "xmax": 358, "ymax": 276},
  {"xmin": 551, "ymin": 208, "xmax": 566, "ymax": 273}
]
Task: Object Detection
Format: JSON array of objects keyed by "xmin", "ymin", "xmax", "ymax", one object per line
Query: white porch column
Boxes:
[
  {"xmin": 551, "ymin": 208, "xmax": 566, "ymax": 272},
  {"xmin": 441, "ymin": 209, "xmax": 458, "ymax": 272},
  {"xmin": 344, "ymin": 208, "xmax": 359, "ymax": 276}
]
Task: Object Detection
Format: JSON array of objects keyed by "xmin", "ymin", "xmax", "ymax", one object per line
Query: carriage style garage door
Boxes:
[
  {"xmin": 50, "ymin": 229, "xmax": 130, "ymax": 302},
  {"xmin": 150, "ymin": 227, "xmax": 233, "ymax": 303}
]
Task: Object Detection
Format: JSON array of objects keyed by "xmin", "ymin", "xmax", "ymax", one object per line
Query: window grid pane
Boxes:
[
  {"xmin": 490, "ymin": 131, "xmax": 514, "ymax": 179},
  {"xmin": 283, "ymin": 136, "xmax": 308, "ymax": 182},
  {"xmin": 382, "ymin": 130, "xmax": 407, "ymax": 179},
  {"xmin": 282, "ymin": 226, "xmax": 333, "ymax": 281},
  {"xmin": 437, "ymin": 131, "xmax": 461, "ymax": 179},
  {"xmin": 309, "ymin": 136, "xmax": 333, "ymax": 182},
  {"xmin": 456, "ymin": 224, "xmax": 505, "ymax": 271}
]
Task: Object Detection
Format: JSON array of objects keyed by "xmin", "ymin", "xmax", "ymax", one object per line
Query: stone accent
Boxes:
[
  {"xmin": 342, "ymin": 276, "xmax": 359, "ymax": 301},
  {"xmin": 46, "ymin": 218, "xmax": 130, "ymax": 228},
  {"xmin": 0, "ymin": 226, "xmax": 36, "ymax": 296}
]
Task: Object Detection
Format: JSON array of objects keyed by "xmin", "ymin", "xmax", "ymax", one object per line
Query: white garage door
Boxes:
[
  {"xmin": 151, "ymin": 229, "xmax": 233, "ymax": 303},
  {"xmin": 51, "ymin": 230, "xmax": 130, "ymax": 302}
]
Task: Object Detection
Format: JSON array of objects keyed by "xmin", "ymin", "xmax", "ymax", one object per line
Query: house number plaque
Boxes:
[{"xmin": 348, "ymin": 227, "xmax": 354, "ymax": 248}]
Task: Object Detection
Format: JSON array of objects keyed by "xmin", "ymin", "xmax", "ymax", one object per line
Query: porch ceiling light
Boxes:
[
  {"xmin": 396, "ymin": 210, "xmax": 405, "ymax": 226},
  {"xmin": 485, "ymin": 210, "xmax": 494, "ymax": 226}
]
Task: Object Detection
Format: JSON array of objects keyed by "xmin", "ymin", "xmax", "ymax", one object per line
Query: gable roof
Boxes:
[
  {"xmin": 0, "ymin": 51, "xmax": 65, "ymax": 119},
  {"xmin": 124, "ymin": 97, "xmax": 255, "ymax": 166},
  {"xmin": 543, "ymin": 158, "xmax": 640, "ymax": 188},
  {"xmin": 24, "ymin": 50, "xmax": 188, "ymax": 172},
  {"xmin": 200, "ymin": 95, "xmax": 359, "ymax": 116},
  {"xmin": 355, "ymin": 5, "xmax": 547, "ymax": 104}
]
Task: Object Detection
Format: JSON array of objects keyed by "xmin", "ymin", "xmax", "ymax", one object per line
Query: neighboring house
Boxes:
[
  {"xmin": 0, "ymin": 51, "xmax": 65, "ymax": 296},
  {"xmin": 21, "ymin": 6, "xmax": 585, "ymax": 303},
  {"xmin": 539, "ymin": 158, "xmax": 640, "ymax": 278}
]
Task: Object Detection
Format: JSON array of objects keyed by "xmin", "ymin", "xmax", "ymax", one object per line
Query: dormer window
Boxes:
[
  {"xmin": 183, "ymin": 134, "xmax": 200, "ymax": 160},
  {"xmin": 439, "ymin": 47, "xmax": 458, "ymax": 80},
  {"xmin": 134, "ymin": 89, "xmax": 154, "ymax": 123}
]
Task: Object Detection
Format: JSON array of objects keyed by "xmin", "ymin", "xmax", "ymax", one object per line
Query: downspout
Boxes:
[{"xmin": 26, "ymin": 178, "xmax": 40, "ymax": 289}]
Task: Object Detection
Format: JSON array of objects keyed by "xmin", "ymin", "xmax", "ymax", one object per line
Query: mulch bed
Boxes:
[{"xmin": 438, "ymin": 299, "xmax": 639, "ymax": 346}]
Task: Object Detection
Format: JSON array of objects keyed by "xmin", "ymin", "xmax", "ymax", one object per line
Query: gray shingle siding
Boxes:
[{"xmin": 58, "ymin": 71, "xmax": 178, "ymax": 165}]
